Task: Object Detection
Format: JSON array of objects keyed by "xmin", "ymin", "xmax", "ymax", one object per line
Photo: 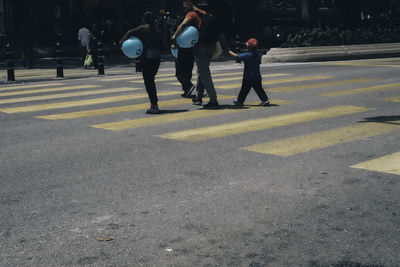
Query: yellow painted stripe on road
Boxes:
[
  {"xmin": 37, "ymin": 95, "xmax": 234, "ymax": 120},
  {"xmin": 242, "ymin": 122, "xmax": 399, "ymax": 156},
  {"xmin": 320, "ymin": 83, "xmax": 400, "ymax": 97},
  {"xmin": 217, "ymin": 75, "xmax": 333, "ymax": 89},
  {"xmin": 91, "ymin": 99, "xmax": 292, "ymax": 131},
  {"xmin": 0, "ymin": 85, "xmax": 101, "ymax": 97},
  {"xmin": 351, "ymin": 151, "xmax": 400, "ymax": 176},
  {"xmin": 167, "ymin": 73, "xmax": 293, "ymax": 86},
  {"xmin": 268, "ymin": 78, "xmax": 379, "ymax": 92},
  {"xmin": 153, "ymin": 71, "xmax": 245, "ymax": 82},
  {"xmin": 381, "ymin": 96, "xmax": 400, "ymax": 103},
  {"xmin": 156, "ymin": 105, "xmax": 372, "ymax": 142},
  {"xmin": 0, "ymin": 87, "xmax": 140, "ymax": 104},
  {"xmin": 0, "ymin": 91, "xmax": 179, "ymax": 113},
  {"xmin": 102, "ymin": 72, "xmax": 176, "ymax": 82},
  {"xmin": 0, "ymin": 82, "xmax": 65, "ymax": 91}
]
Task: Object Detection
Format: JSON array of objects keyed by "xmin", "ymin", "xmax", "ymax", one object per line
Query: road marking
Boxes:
[
  {"xmin": 102, "ymin": 72, "xmax": 175, "ymax": 82},
  {"xmin": 37, "ymin": 95, "xmax": 234, "ymax": 120},
  {"xmin": 156, "ymin": 105, "xmax": 372, "ymax": 142},
  {"xmin": 351, "ymin": 151, "xmax": 400, "ymax": 176},
  {"xmin": 0, "ymin": 87, "xmax": 140, "ymax": 104},
  {"xmin": 0, "ymin": 85, "xmax": 101, "ymax": 97},
  {"xmin": 161, "ymin": 73, "xmax": 291, "ymax": 85},
  {"xmin": 0, "ymin": 91, "xmax": 179, "ymax": 113},
  {"xmin": 242, "ymin": 122, "xmax": 399, "ymax": 156},
  {"xmin": 268, "ymin": 78, "xmax": 379, "ymax": 92},
  {"xmin": 380, "ymin": 96, "xmax": 400, "ymax": 103},
  {"xmin": 0, "ymin": 82, "xmax": 66, "ymax": 92},
  {"xmin": 91, "ymin": 99, "xmax": 292, "ymax": 131},
  {"xmin": 320, "ymin": 83, "xmax": 400, "ymax": 97},
  {"xmin": 151, "ymin": 71, "xmax": 247, "ymax": 82},
  {"xmin": 321, "ymin": 61, "xmax": 400, "ymax": 68},
  {"xmin": 217, "ymin": 75, "xmax": 333, "ymax": 89}
]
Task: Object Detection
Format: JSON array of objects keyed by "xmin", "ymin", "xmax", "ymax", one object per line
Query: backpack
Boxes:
[{"xmin": 194, "ymin": 11, "xmax": 221, "ymax": 44}]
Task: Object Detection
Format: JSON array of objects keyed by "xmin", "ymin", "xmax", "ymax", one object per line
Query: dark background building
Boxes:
[{"xmin": 1, "ymin": 0, "xmax": 399, "ymax": 59}]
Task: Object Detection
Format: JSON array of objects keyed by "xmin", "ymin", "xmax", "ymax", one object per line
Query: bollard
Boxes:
[
  {"xmin": 55, "ymin": 34, "xmax": 64, "ymax": 78},
  {"xmin": 235, "ymin": 34, "xmax": 241, "ymax": 63},
  {"xmin": 97, "ymin": 39, "xmax": 105, "ymax": 75},
  {"xmin": 6, "ymin": 41, "xmax": 15, "ymax": 82}
]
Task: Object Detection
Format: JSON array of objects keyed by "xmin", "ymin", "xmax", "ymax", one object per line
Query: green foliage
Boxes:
[{"xmin": 282, "ymin": 27, "xmax": 400, "ymax": 47}]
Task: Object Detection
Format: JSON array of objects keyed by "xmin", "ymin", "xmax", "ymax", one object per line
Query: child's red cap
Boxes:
[{"xmin": 245, "ymin": 38, "xmax": 258, "ymax": 49}]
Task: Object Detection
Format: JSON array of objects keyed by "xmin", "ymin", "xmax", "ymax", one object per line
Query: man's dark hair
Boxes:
[{"xmin": 143, "ymin": 11, "xmax": 155, "ymax": 24}]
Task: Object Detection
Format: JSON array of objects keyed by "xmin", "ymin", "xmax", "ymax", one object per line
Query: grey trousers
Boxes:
[{"xmin": 193, "ymin": 42, "xmax": 217, "ymax": 101}]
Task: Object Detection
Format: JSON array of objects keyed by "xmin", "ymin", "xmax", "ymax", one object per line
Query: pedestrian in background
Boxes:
[
  {"xmin": 228, "ymin": 38, "xmax": 270, "ymax": 106},
  {"xmin": 78, "ymin": 25, "xmax": 91, "ymax": 66},
  {"xmin": 120, "ymin": 11, "xmax": 163, "ymax": 114}
]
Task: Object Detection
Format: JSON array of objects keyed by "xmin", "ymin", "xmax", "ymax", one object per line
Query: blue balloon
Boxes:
[
  {"xmin": 171, "ymin": 48, "xmax": 178, "ymax": 58},
  {"xmin": 122, "ymin": 37, "xmax": 143, "ymax": 58},
  {"xmin": 176, "ymin": 26, "xmax": 199, "ymax": 48}
]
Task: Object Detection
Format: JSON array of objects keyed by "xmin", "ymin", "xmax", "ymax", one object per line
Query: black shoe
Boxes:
[
  {"xmin": 192, "ymin": 96, "xmax": 203, "ymax": 105},
  {"xmin": 233, "ymin": 99, "xmax": 243, "ymax": 106},
  {"xmin": 260, "ymin": 99, "xmax": 270, "ymax": 106},
  {"xmin": 146, "ymin": 105, "xmax": 160, "ymax": 114},
  {"xmin": 182, "ymin": 85, "xmax": 196, "ymax": 98},
  {"xmin": 203, "ymin": 100, "xmax": 219, "ymax": 109}
]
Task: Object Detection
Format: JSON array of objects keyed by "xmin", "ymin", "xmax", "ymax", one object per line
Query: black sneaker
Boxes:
[
  {"xmin": 233, "ymin": 99, "xmax": 243, "ymax": 106},
  {"xmin": 260, "ymin": 99, "xmax": 270, "ymax": 106},
  {"xmin": 192, "ymin": 96, "xmax": 203, "ymax": 105},
  {"xmin": 182, "ymin": 84, "xmax": 196, "ymax": 98},
  {"xmin": 146, "ymin": 105, "xmax": 160, "ymax": 114},
  {"xmin": 203, "ymin": 100, "xmax": 219, "ymax": 109}
]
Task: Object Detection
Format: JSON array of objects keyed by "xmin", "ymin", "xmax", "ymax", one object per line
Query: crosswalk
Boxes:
[{"xmin": 1, "ymin": 68, "xmax": 399, "ymax": 176}]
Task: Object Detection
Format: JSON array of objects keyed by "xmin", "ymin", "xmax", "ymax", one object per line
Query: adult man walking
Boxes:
[
  {"xmin": 120, "ymin": 11, "xmax": 163, "ymax": 114},
  {"xmin": 172, "ymin": 1, "xmax": 230, "ymax": 108}
]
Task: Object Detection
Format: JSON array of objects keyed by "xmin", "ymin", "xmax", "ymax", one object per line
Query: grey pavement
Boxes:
[{"xmin": 0, "ymin": 57, "xmax": 400, "ymax": 266}]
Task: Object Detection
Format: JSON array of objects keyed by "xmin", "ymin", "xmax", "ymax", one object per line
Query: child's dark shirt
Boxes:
[{"xmin": 237, "ymin": 51, "xmax": 262, "ymax": 81}]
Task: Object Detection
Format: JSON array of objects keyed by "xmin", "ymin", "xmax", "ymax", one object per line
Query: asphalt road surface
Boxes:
[{"xmin": 1, "ymin": 58, "xmax": 400, "ymax": 266}]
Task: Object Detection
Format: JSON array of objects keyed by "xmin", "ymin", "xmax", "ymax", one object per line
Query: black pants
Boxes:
[
  {"xmin": 175, "ymin": 47, "xmax": 194, "ymax": 91},
  {"xmin": 237, "ymin": 78, "xmax": 269, "ymax": 104},
  {"xmin": 142, "ymin": 58, "xmax": 160, "ymax": 106}
]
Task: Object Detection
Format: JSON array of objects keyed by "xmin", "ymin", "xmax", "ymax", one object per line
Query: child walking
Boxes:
[{"xmin": 228, "ymin": 38, "xmax": 270, "ymax": 106}]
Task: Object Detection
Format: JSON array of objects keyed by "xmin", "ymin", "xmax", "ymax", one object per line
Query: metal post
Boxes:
[
  {"xmin": 6, "ymin": 41, "xmax": 15, "ymax": 82},
  {"xmin": 235, "ymin": 34, "xmax": 241, "ymax": 63},
  {"xmin": 97, "ymin": 37, "xmax": 105, "ymax": 75},
  {"xmin": 55, "ymin": 33, "xmax": 64, "ymax": 78}
]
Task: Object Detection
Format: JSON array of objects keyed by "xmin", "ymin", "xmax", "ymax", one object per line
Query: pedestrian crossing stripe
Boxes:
[
  {"xmin": 0, "ymin": 69, "xmax": 134, "ymax": 79},
  {"xmin": 102, "ymin": 72, "xmax": 175, "ymax": 82},
  {"xmin": 37, "ymin": 95, "xmax": 235, "ymax": 120},
  {"xmin": 0, "ymin": 91, "xmax": 179, "ymax": 113},
  {"xmin": 146, "ymin": 73, "xmax": 291, "ymax": 84},
  {"xmin": 320, "ymin": 83, "xmax": 400, "ymax": 97},
  {"xmin": 268, "ymin": 78, "xmax": 379, "ymax": 93},
  {"xmin": 321, "ymin": 62, "xmax": 400, "ymax": 68},
  {"xmin": 167, "ymin": 73, "xmax": 294, "ymax": 86},
  {"xmin": 156, "ymin": 105, "xmax": 372, "ymax": 142},
  {"xmin": 153, "ymin": 71, "xmax": 247, "ymax": 82},
  {"xmin": 0, "ymin": 87, "xmax": 141, "ymax": 105},
  {"xmin": 0, "ymin": 85, "xmax": 101, "ymax": 97},
  {"xmin": 217, "ymin": 75, "xmax": 333, "ymax": 89},
  {"xmin": 242, "ymin": 122, "xmax": 399, "ymax": 156},
  {"xmin": 0, "ymin": 82, "xmax": 66, "ymax": 91},
  {"xmin": 380, "ymin": 96, "xmax": 400, "ymax": 103},
  {"xmin": 91, "ymin": 99, "xmax": 293, "ymax": 131},
  {"xmin": 351, "ymin": 151, "xmax": 400, "ymax": 176}
]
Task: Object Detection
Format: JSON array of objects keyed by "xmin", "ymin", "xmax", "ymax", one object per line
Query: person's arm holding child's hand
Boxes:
[{"xmin": 229, "ymin": 50, "xmax": 238, "ymax": 58}]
